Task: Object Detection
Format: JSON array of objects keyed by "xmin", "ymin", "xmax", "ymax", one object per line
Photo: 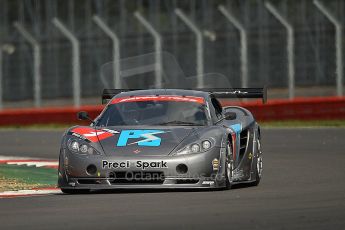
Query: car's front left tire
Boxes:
[
  {"xmin": 251, "ymin": 139, "xmax": 263, "ymax": 186},
  {"xmin": 224, "ymin": 141, "xmax": 234, "ymax": 189}
]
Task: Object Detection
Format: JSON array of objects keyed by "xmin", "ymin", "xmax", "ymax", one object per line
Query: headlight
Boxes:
[
  {"xmin": 80, "ymin": 144, "xmax": 89, "ymax": 153},
  {"xmin": 191, "ymin": 144, "xmax": 200, "ymax": 153},
  {"xmin": 67, "ymin": 139, "xmax": 101, "ymax": 155},
  {"xmin": 175, "ymin": 139, "xmax": 214, "ymax": 155},
  {"xmin": 69, "ymin": 140, "xmax": 80, "ymax": 152},
  {"xmin": 202, "ymin": 140, "xmax": 211, "ymax": 150}
]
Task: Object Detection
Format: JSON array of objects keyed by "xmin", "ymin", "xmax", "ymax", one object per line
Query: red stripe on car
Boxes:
[
  {"xmin": 231, "ymin": 132, "xmax": 237, "ymax": 161},
  {"xmin": 71, "ymin": 127, "xmax": 114, "ymax": 142},
  {"xmin": 110, "ymin": 95, "xmax": 205, "ymax": 104}
]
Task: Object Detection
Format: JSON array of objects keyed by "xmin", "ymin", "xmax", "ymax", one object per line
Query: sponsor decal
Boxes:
[
  {"xmin": 111, "ymin": 95, "xmax": 205, "ymax": 104},
  {"xmin": 102, "ymin": 160, "xmax": 168, "ymax": 170},
  {"xmin": 202, "ymin": 181, "xmax": 215, "ymax": 185},
  {"xmin": 233, "ymin": 168, "xmax": 244, "ymax": 180},
  {"xmin": 212, "ymin": 158, "xmax": 219, "ymax": 171},
  {"xmin": 248, "ymin": 152, "xmax": 253, "ymax": 160},
  {"xmin": 102, "ymin": 160, "xmax": 130, "ymax": 169},
  {"xmin": 71, "ymin": 127, "xmax": 118, "ymax": 142},
  {"xmin": 102, "ymin": 128, "xmax": 120, "ymax": 134},
  {"xmin": 229, "ymin": 90, "xmax": 248, "ymax": 94},
  {"xmin": 71, "ymin": 132, "xmax": 88, "ymax": 141},
  {"xmin": 133, "ymin": 149, "xmax": 141, "ymax": 154},
  {"xmin": 117, "ymin": 130, "xmax": 166, "ymax": 147}
]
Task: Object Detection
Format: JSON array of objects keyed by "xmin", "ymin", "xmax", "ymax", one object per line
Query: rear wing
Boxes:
[
  {"xmin": 206, "ymin": 87, "xmax": 267, "ymax": 103},
  {"xmin": 102, "ymin": 87, "xmax": 267, "ymax": 104}
]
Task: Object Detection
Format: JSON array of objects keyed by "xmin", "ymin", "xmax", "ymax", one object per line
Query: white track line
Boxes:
[
  {"xmin": 0, "ymin": 188, "xmax": 61, "ymax": 198},
  {"xmin": 6, "ymin": 161, "xmax": 58, "ymax": 168}
]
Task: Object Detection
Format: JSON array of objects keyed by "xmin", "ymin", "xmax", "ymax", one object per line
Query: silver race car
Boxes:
[{"xmin": 58, "ymin": 88, "xmax": 265, "ymax": 193}]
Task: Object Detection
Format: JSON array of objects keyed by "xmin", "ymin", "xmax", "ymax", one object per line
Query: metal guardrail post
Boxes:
[
  {"xmin": 314, "ymin": 0, "xmax": 343, "ymax": 96},
  {"xmin": 52, "ymin": 18, "xmax": 81, "ymax": 108},
  {"xmin": 93, "ymin": 15, "xmax": 121, "ymax": 88},
  {"xmin": 219, "ymin": 5, "xmax": 248, "ymax": 88},
  {"xmin": 134, "ymin": 12, "xmax": 162, "ymax": 88},
  {"xmin": 14, "ymin": 22, "xmax": 42, "ymax": 107},
  {"xmin": 265, "ymin": 1, "xmax": 295, "ymax": 99},
  {"xmin": 175, "ymin": 8, "xmax": 204, "ymax": 88}
]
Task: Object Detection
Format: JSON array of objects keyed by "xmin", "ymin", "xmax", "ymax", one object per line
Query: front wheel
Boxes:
[
  {"xmin": 251, "ymin": 139, "xmax": 263, "ymax": 186},
  {"xmin": 224, "ymin": 142, "xmax": 234, "ymax": 189}
]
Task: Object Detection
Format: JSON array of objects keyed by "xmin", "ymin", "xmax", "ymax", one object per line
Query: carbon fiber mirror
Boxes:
[{"xmin": 77, "ymin": 111, "xmax": 89, "ymax": 120}]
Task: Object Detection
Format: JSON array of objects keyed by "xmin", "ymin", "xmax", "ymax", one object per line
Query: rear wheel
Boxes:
[
  {"xmin": 225, "ymin": 142, "xmax": 234, "ymax": 189},
  {"xmin": 61, "ymin": 188, "xmax": 90, "ymax": 194}
]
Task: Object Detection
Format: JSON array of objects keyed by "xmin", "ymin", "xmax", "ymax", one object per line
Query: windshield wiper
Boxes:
[{"xmin": 155, "ymin": 121, "xmax": 202, "ymax": 126}]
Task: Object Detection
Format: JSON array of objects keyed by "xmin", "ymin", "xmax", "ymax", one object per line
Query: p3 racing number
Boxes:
[{"xmin": 117, "ymin": 130, "xmax": 166, "ymax": 147}]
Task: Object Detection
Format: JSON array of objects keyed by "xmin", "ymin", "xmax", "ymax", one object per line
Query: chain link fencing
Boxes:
[{"xmin": 0, "ymin": 0, "xmax": 344, "ymax": 108}]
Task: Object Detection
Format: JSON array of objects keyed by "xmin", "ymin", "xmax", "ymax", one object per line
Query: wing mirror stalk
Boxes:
[
  {"xmin": 77, "ymin": 111, "xmax": 95, "ymax": 124},
  {"xmin": 224, "ymin": 112, "xmax": 237, "ymax": 120},
  {"xmin": 215, "ymin": 112, "xmax": 237, "ymax": 124}
]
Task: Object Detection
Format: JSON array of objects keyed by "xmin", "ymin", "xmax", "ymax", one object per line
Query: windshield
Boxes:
[{"xmin": 95, "ymin": 96, "xmax": 209, "ymax": 126}]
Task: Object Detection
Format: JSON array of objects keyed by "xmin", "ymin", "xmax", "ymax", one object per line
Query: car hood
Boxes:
[{"xmin": 70, "ymin": 126, "xmax": 197, "ymax": 156}]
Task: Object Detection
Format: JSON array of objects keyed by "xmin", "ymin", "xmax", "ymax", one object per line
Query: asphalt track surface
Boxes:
[{"xmin": 0, "ymin": 128, "xmax": 344, "ymax": 230}]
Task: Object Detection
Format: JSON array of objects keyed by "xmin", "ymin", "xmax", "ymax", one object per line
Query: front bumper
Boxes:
[{"xmin": 58, "ymin": 147, "xmax": 227, "ymax": 189}]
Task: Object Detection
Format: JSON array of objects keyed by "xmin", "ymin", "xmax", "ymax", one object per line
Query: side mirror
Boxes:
[
  {"xmin": 77, "ymin": 111, "xmax": 92, "ymax": 122},
  {"xmin": 224, "ymin": 112, "xmax": 237, "ymax": 120}
]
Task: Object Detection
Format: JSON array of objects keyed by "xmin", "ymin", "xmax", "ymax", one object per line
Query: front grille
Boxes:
[
  {"xmin": 239, "ymin": 129, "xmax": 248, "ymax": 160},
  {"xmin": 109, "ymin": 171, "xmax": 165, "ymax": 184},
  {"xmin": 77, "ymin": 179, "xmax": 102, "ymax": 184},
  {"xmin": 175, "ymin": 179, "xmax": 199, "ymax": 184}
]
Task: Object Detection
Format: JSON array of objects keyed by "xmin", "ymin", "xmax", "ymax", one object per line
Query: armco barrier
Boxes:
[
  {"xmin": 222, "ymin": 96, "xmax": 345, "ymax": 121},
  {"xmin": 0, "ymin": 96, "xmax": 344, "ymax": 126},
  {"xmin": 0, "ymin": 105, "xmax": 103, "ymax": 126}
]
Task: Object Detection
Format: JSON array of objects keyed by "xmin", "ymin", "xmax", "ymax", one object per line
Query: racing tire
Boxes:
[
  {"xmin": 224, "ymin": 141, "xmax": 234, "ymax": 190},
  {"xmin": 251, "ymin": 139, "xmax": 263, "ymax": 186},
  {"xmin": 61, "ymin": 188, "xmax": 90, "ymax": 194}
]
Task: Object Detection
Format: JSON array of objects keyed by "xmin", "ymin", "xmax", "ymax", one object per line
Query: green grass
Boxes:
[{"xmin": 0, "ymin": 164, "xmax": 57, "ymax": 187}]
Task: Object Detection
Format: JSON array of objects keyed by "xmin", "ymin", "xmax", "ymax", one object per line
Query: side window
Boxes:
[{"xmin": 211, "ymin": 98, "xmax": 223, "ymax": 119}]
